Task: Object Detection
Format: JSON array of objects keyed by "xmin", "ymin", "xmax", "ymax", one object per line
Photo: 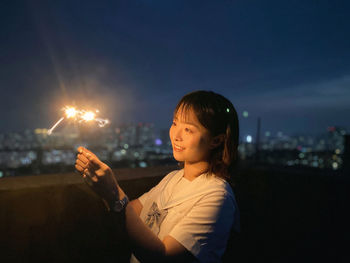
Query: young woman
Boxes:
[{"xmin": 75, "ymin": 90, "xmax": 240, "ymax": 263}]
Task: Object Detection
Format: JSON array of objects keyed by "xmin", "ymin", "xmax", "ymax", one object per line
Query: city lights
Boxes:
[
  {"xmin": 155, "ymin": 138, "xmax": 162, "ymax": 146},
  {"xmin": 246, "ymin": 135, "xmax": 252, "ymax": 143},
  {"xmin": 332, "ymin": 162, "xmax": 339, "ymax": 170},
  {"xmin": 0, "ymin": 124, "xmax": 347, "ymax": 177}
]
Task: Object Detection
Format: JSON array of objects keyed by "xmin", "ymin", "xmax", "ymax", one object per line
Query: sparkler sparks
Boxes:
[{"xmin": 47, "ymin": 106, "xmax": 109, "ymax": 135}]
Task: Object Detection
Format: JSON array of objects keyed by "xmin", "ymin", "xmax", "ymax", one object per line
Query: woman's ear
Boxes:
[{"xmin": 210, "ymin": 134, "xmax": 225, "ymax": 149}]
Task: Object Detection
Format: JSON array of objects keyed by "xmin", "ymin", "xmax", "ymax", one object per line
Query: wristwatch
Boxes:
[{"xmin": 111, "ymin": 195, "xmax": 129, "ymax": 212}]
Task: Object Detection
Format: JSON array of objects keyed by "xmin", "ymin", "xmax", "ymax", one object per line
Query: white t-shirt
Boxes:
[{"xmin": 130, "ymin": 169, "xmax": 240, "ymax": 263}]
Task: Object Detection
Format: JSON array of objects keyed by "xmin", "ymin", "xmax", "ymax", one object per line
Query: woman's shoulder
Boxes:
[
  {"xmin": 164, "ymin": 169, "xmax": 182, "ymax": 180},
  {"xmin": 206, "ymin": 174, "xmax": 233, "ymax": 191},
  {"xmin": 156, "ymin": 169, "xmax": 183, "ymax": 186},
  {"xmin": 199, "ymin": 174, "xmax": 237, "ymax": 204}
]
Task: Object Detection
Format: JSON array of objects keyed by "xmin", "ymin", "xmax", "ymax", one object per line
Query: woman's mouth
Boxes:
[{"xmin": 173, "ymin": 144, "xmax": 185, "ymax": 152}]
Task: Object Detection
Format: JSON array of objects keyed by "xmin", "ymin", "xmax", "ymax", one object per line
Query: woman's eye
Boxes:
[
  {"xmin": 185, "ymin": 128, "xmax": 192, "ymax": 133},
  {"xmin": 172, "ymin": 122, "xmax": 176, "ymax": 126}
]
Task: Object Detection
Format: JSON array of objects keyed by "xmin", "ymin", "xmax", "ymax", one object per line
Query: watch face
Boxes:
[
  {"xmin": 113, "ymin": 201, "xmax": 123, "ymax": 212},
  {"xmin": 112, "ymin": 196, "xmax": 128, "ymax": 212}
]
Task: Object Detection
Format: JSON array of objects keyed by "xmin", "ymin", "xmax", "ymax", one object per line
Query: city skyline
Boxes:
[
  {"xmin": 0, "ymin": 120, "xmax": 345, "ymax": 176},
  {"xmin": 1, "ymin": 1, "xmax": 350, "ymax": 136}
]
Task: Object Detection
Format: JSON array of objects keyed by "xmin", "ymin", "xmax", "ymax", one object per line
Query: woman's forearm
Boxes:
[
  {"xmin": 116, "ymin": 185, "xmax": 166, "ymax": 262},
  {"xmin": 125, "ymin": 202, "xmax": 166, "ymax": 261},
  {"xmin": 129, "ymin": 199, "xmax": 143, "ymax": 216}
]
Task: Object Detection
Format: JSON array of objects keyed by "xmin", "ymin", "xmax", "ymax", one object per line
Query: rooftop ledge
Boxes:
[
  {"xmin": 0, "ymin": 165, "xmax": 178, "ymax": 191},
  {"xmin": 0, "ymin": 164, "xmax": 349, "ymax": 262}
]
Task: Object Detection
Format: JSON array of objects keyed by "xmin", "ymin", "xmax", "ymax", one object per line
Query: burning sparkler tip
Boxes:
[{"xmin": 47, "ymin": 106, "xmax": 109, "ymax": 134}]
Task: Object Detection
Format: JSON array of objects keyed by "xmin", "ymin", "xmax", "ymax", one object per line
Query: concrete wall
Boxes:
[
  {"xmin": 0, "ymin": 166, "xmax": 175, "ymax": 263},
  {"xmin": 1, "ymin": 164, "xmax": 349, "ymax": 263}
]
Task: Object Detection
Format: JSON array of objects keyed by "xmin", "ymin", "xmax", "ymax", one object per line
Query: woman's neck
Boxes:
[{"xmin": 183, "ymin": 161, "xmax": 209, "ymax": 181}]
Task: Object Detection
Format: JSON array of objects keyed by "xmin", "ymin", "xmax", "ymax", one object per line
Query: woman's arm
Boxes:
[
  {"xmin": 75, "ymin": 147, "xmax": 194, "ymax": 262},
  {"xmin": 129, "ymin": 199, "xmax": 143, "ymax": 216},
  {"xmin": 125, "ymin": 202, "xmax": 194, "ymax": 262}
]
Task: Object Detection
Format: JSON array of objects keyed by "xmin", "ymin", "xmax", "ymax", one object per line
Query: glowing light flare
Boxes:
[
  {"xmin": 95, "ymin": 118, "xmax": 109, "ymax": 127},
  {"xmin": 81, "ymin": 111, "xmax": 95, "ymax": 122},
  {"xmin": 47, "ymin": 106, "xmax": 109, "ymax": 135},
  {"xmin": 65, "ymin": 107, "xmax": 77, "ymax": 118}
]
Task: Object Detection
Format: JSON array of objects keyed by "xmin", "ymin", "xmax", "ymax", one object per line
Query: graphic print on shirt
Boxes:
[{"xmin": 145, "ymin": 202, "xmax": 168, "ymax": 235}]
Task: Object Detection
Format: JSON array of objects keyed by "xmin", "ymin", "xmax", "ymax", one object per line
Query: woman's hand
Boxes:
[{"xmin": 75, "ymin": 146, "xmax": 120, "ymax": 208}]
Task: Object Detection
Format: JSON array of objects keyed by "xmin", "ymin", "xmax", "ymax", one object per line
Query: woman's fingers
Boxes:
[
  {"xmin": 84, "ymin": 168, "xmax": 98, "ymax": 182},
  {"xmin": 83, "ymin": 150, "xmax": 109, "ymax": 175},
  {"xmin": 77, "ymin": 146, "xmax": 85, "ymax": 154},
  {"xmin": 82, "ymin": 173, "xmax": 94, "ymax": 187},
  {"xmin": 76, "ymin": 163, "xmax": 98, "ymax": 184},
  {"xmin": 76, "ymin": 159, "xmax": 87, "ymax": 170},
  {"xmin": 77, "ymin": 147, "xmax": 102, "ymax": 169},
  {"xmin": 75, "ymin": 163, "xmax": 84, "ymax": 173},
  {"xmin": 78, "ymin": 147, "xmax": 97, "ymax": 159},
  {"xmin": 87, "ymin": 155, "xmax": 106, "ymax": 170},
  {"xmin": 76, "ymin": 146, "xmax": 112, "ymax": 179},
  {"xmin": 77, "ymin": 153, "xmax": 89, "ymax": 164}
]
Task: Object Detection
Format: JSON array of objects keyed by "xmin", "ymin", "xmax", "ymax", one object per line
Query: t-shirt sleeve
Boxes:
[
  {"xmin": 168, "ymin": 191, "xmax": 236, "ymax": 263},
  {"xmin": 138, "ymin": 185, "xmax": 157, "ymax": 206}
]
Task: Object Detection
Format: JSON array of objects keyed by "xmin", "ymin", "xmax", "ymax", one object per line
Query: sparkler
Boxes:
[{"xmin": 47, "ymin": 106, "xmax": 109, "ymax": 135}]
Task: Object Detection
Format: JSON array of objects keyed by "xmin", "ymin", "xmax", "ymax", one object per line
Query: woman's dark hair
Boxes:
[{"xmin": 174, "ymin": 90, "xmax": 239, "ymax": 180}]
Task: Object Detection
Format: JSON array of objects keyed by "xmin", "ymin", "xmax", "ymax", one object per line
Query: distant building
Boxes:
[
  {"xmin": 342, "ymin": 135, "xmax": 350, "ymax": 175},
  {"xmin": 327, "ymin": 126, "xmax": 347, "ymax": 153}
]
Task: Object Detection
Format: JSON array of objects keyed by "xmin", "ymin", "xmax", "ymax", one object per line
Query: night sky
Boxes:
[{"xmin": 1, "ymin": 0, "xmax": 350, "ymax": 138}]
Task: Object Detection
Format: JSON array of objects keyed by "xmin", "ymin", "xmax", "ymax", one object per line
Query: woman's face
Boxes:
[{"xmin": 169, "ymin": 106, "xmax": 213, "ymax": 164}]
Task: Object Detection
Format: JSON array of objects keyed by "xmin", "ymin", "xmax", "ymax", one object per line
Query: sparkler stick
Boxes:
[
  {"xmin": 47, "ymin": 106, "xmax": 109, "ymax": 135},
  {"xmin": 47, "ymin": 117, "xmax": 65, "ymax": 135}
]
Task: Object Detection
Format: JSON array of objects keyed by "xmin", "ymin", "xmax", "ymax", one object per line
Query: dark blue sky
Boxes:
[{"xmin": 1, "ymin": 0, "xmax": 350, "ymax": 138}]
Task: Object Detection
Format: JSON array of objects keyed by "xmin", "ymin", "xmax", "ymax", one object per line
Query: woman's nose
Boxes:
[{"xmin": 174, "ymin": 128, "xmax": 182, "ymax": 141}]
